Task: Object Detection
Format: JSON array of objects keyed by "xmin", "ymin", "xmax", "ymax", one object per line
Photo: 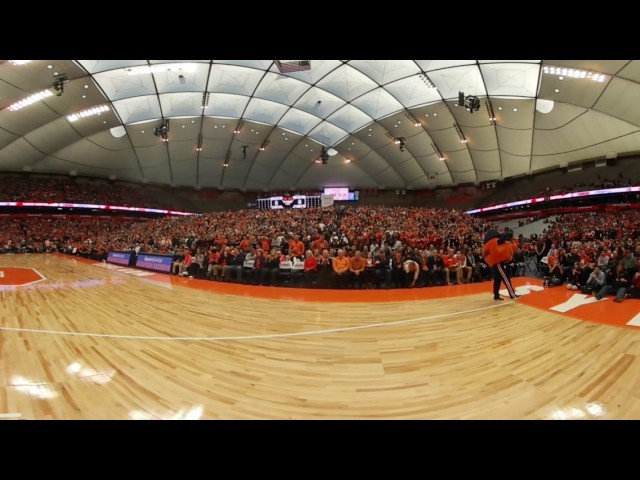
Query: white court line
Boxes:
[
  {"xmin": 0, "ymin": 413, "xmax": 22, "ymax": 419},
  {"xmin": 627, "ymin": 312, "xmax": 640, "ymax": 327},
  {"xmin": 0, "ymin": 301, "xmax": 514, "ymax": 342}
]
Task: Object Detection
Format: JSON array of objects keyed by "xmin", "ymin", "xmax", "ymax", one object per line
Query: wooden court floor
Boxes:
[{"xmin": 0, "ymin": 254, "xmax": 639, "ymax": 420}]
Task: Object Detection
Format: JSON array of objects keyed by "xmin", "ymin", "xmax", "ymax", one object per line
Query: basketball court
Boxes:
[{"xmin": 1, "ymin": 254, "xmax": 638, "ymax": 419}]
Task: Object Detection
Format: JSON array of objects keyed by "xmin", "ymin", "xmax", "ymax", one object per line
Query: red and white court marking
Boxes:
[{"xmin": 0, "ymin": 267, "xmax": 46, "ymax": 287}]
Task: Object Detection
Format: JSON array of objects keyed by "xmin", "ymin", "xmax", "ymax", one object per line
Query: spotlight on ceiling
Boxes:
[
  {"xmin": 154, "ymin": 120, "xmax": 170, "ymax": 142},
  {"xmin": 319, "ymin": 147, "xmax": 329, "ymax": 165},
  {"xmin": 458, "ymin": 91, "xmax": 480, "ymax": 113},
  {"xmin": 52, "ymin": 74, "xmax": 69, "ymax": 96}
]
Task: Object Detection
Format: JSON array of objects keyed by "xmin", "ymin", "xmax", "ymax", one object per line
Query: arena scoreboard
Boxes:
[{"xmin": 257, "ymin": 195, "xmax": 322, "ymax": 210}]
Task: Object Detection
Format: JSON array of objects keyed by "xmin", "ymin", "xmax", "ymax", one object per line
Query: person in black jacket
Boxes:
[{"xmin": 593, "ymin": 263, "xmax": 630, "ymax": 302}]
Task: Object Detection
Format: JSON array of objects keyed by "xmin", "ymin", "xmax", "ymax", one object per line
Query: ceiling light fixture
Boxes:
[
  {"xmin": 66, "ymin": 104, "xmax": 110, "ymax": 122},
  {"xmin": 259, "ymin": 140, "xmax": 269, "ymax": 151},
  {"xmin": 201, "ymin": 92, "xmax": 210, "ymax": 109},
  {"xmin": 485, "ymin": 100, "xmax": 497, "ymax": 125},
  {"xmin": 405, "ymin": 111, "xmax": 421, "ymax": 127},
  {"xmin": 8, "ymin": 89, "xmax": 54, "ymax": 111},
  {"xmin": 419, "ymin": 73, "xmax": 436, "ymax": 89},
  {"xmin": 431, "ymin": 142, "xmax": 445, "ymax": 161},
  {"xmin": 542, "ymin": 65, "xmax": 606, "ymax": 82},
  {"xmin": 453, "ymin": 123, "xmax": 467, "ymax": 143},
  {"xmin": 9, "ymin": 60, "xmax": 32, "ymax": 65}
]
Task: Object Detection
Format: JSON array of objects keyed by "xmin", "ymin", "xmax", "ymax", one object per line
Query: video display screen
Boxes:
[
  {"xmin": 135, "ymin": 253, "xmax": 173, "ymax": 273},
  {"xmin": 107, "ymin": 251, "xmax": 132, "ymax": 266},
  {"xmin": 323, "ymin": 187, "xmax": 350, "ymax": 201}
]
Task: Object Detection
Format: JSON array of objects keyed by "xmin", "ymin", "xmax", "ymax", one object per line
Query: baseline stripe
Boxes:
[{"xmin": 0, "ymin": 302, "xmax": 513, "ymax": 342}]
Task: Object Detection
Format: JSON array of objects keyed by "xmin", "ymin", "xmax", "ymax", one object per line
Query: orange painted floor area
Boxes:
[
  {"xmin": 69, "ymin": 255, "xmax": 640, "ymax": 330},
  {"xmin": 0, "ymin": 266, "xmax": 45, "ymax": 286}
]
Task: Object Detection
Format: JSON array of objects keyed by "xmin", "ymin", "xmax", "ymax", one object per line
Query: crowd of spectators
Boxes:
[
  {"xmin": 0, "ymin": 175, "xmax": 171, "ymax": 208},
  {"xmin": 526, "ymin": 210, "xmax": 640, "ymax": 302},
  {"xmin": 1, "ymin": 206, "xmax": 504, "ymax": 288},
  {"xmin": 1, "ymin": 195, "xmax": 638, "ymax": 298},
  {"xmin": 487, "ymin": 177, "xmax": 638, "ymax": 206}
]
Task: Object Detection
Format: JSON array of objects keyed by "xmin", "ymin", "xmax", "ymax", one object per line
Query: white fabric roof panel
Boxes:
[
  {"xmin": 76, "ymin": 60, "xmax": 147, "ymax": 74},
  {"xmin": 24, "ymin": 118, "xmax": 83, "ymax": 154},
  {"xmin": 207, "ymin": 65, "xmax": 265, "ymax": 97},
  {"xmin": 112, "ymin": 96, "xmax": 162, "ymax": 125},
  {"xmin": 349, "ymin": 60, "xmax": 420, "ymax": 85},
  {"xmin": 496, "ymin": 127, "xmax": 534, "ymax": 157},
  {"xmin": 480, "ymin": 63, "xmax": 540, "ymax": 98},
  {"xmin": 533, "ymin": 102, "xmax": 587, "ymax": 130},
  {"xmin": 471, "ymin": 150, "xmax": 502, "ymax": 181},
  {"xmin": 0, "ymin": 138, "xmax": 43, "ymax": 169},
  {"xmin": 351, "ymin": 87, "xmax": 404, "ymax": 119},
  {"xmin": 615, "ymin": 60, "xmax": 640, "ymax": 83},
  {"xmin": 0, "ymin": 128, "xmax": 19, "ymax": 149},
  {"xmin": 159, "ymin": 92, "xmax": 206, "ymax": 118},
  {"xmin": 428, "ymin": 65, "xmax": 487, "ymax": 101},
  {"xmin": 307, "ymin": 121, "xmax": 349, "ymax": 147},
  {"xmin": 415, "ymin": 60, "xmax": 476, "ymax": 71},
  {"xmin": 531, "ymin": 131, "xmax": 640, "ymax": 171},
  {"xmin": 243, "ymin": 97, "xmax": 289, "ymax": 125},
  {"xmin": 253, "ymin": 72, "xmax": 310, "ymax": 105},
  {"xmin": 154, "ymin": 64, "xmax": 210, "ymax": 94},
  {"xmin": 500, "ymin": 152, "xmax": 531, "ymax": 179},
  {"xmin": 0, "ymin": 102, "xmax": 61, "ymax": 137},
  {"xmin": 384, "ymin": 76, "xmax": 442, "ymax": 109},
  {"xmin": 278, "ymin": 109, "xmax": 322, "ymax": 136},
  {"xmin": 293, "ymin": 86, "xmax": 345, "ymax": 118},
  {"xmin": 1, "ymin": 60, "xmax": 639, "ymax": 191},
  {"xmin": 47, "ymin": 139, "xmax": 141, "ymax": 173},
  {"xmin": 92, "ymin": 70, "xmax": 157, "ymax": 101},
  {"xmin": 532, "ymin": 112, "xmax": 638, "ymax": 157},
  {"xmin": 213, "ymin": 60, "xmax": 274, "ymax": 70},
  {"xmin": 205, "ymin": 94, "xmax": 250, "ymax": 119},
  {"xmin": 465, "ymin": 126, "xmax": 498, "ymax": 152},
  {"xmin": 296, "ymin": 162, "xmax": 378, "ymax": 190},
  {"xmin": 326, "ymin": 104, "xmax": 373, "ymax": 133},
  {"xmin": 244, "ymin": 164, "xmax": 284, "ymax": 191},
  {"xmin": 593, "ymin": 77, "xmax": 640, "ymax": 126},
  {"xmin": 316, "ymin": 65, "xmax": 378, "ymax": 102},
  {"xmin": 356, "ymin": 149, "xmax": 408, "ymax": 187}
]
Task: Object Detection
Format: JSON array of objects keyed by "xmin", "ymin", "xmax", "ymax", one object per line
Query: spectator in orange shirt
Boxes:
[
  {"xmin": 288, "ymin": 234, "xmax": 305, "ymax": 259},
  {"xmin": 332, "ymin": 249, "xmax": 351, "ymax": 288}
]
